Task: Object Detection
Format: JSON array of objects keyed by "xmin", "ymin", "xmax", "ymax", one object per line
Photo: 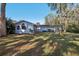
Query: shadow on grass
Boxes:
[
  {"xmin": 0, "ymin": 37, "xmax": 47, "ymax": 56},
  {"xmin": 17, "ymin": 38, "xmax": 47, "ymax": 56},
  {"xmin": 46, "ymin": 33, "xmax": 79, "ymax": 56},
  {"xmin": 0, "ymin": 33, "xmax": 79, "ymax": 56},
  {"xmin": 0, "ymin": 40, "xmax": 29, "ymax": 55}
]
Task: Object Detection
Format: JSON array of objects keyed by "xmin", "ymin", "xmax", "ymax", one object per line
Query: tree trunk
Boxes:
[{"xmin": 0, "ymin": 3, "xmax": 6, "ymax": 36}]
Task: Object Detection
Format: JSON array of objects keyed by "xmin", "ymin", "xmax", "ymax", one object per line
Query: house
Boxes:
[
  {"xmin": 15, "ymin": 20, "xmax": 64, "ymax": 34},
  {"xmin": 15, "ymin": 21, "xmax": 35, "ymax": 34},
  {"xmin": 36, "ymin": 25, "xmax": 64, "ymax": 32}
]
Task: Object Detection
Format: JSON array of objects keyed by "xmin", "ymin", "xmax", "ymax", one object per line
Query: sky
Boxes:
[{"xmin": 6, "ymin": 3, "xmax": 52, "ymax": 24}]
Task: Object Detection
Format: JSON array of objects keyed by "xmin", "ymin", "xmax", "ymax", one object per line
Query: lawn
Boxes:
[{"xmin": 0, "ymin": 32, "xmax": 79, "ymax": 56}]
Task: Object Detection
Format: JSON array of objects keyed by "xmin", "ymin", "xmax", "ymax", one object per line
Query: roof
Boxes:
[
  {"xmin": 16, "ymin": 20, "xmax": 64, "ymax": 28},
  {"xmin": 16, "ymin": 20, "xmax": 35, "ymax": 25},
  {"xmin": 38, "ymin": 24, "xmax": 63, "ymax": 28}
]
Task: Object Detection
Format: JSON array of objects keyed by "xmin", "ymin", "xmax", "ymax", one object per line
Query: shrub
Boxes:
[{"xmin": 67, "ymin": 24, "xmax": 79, "ymax": 33}]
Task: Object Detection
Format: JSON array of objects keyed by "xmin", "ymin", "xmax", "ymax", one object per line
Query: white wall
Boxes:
[
  {"xmin": 37, "ymin": 26, "xmax": 62, "ymax": 32},
  {"xmin": 15, "ymin": 22, "xmax": 34, "ymax": 34}
]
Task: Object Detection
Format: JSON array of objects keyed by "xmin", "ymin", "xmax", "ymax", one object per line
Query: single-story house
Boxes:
[
  {"xmin": 15, "ymin": 20, "xmax": 64, "ymax": 34},
  {"xmin": 15, "ymin": 21, "xmax": 35, "ymax": 34},
  {"xmin": 36, "ymin": 25, "xmax": 64, "ymax": 32}
]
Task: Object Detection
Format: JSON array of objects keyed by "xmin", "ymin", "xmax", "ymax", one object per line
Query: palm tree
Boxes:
[{"xmin": 0, "ymin": 3, "xmax": 6, "ymax": 36}]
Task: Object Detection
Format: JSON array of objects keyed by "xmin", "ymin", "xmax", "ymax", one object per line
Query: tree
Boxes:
[
  {"xmin": 47, "ymin": 3, "xmax": 76, "ymax": 32},
  {"xmin": 6, "ymin": 18, "xmax": 16, "ymax": 34},
  {"xmin": 45, "ymin": 13, "xmax": 54, "ymax": 25},
  {"xmin": 47, "ymin": 4, "xmax": 67, "ymax": 32},
  {"xmin": 48, "ymin": 3, "xmax": 67, "ymax": 14},
  {"xmin": 47, "ymin": 3, "xmax": 79, "ymax": 33},
  {"xmin": 0, "ymin": 3, "xmax": 6, "ymax": 36}
]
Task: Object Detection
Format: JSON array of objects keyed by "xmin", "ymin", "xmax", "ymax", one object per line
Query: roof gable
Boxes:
[{"xmin": 16, "ymin": 20, "xmax": 34, "ymax": 25}]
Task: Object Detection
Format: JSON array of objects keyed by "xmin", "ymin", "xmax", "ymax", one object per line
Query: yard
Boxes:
[{"xmin": 0, "ymin": 32, "xmax": 79, "ymax": 56}]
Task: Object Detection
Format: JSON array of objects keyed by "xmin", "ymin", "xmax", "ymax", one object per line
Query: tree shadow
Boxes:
[
  {"xmin": 17, "ymin": 38, "xmax": 47, "ymax": 56},
  {"xmin": 0, "ymin": 33, "xmax": 79, "ymax": 56},
  {"xmin": 46, "ymin": 33, "xmax": 79, "ymax": 56},
  {"xmin": 0, "ymin": 40, "xmax": 29, "ymax": 55}
]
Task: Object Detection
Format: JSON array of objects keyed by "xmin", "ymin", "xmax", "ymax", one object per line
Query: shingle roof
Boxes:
[
  {"xmin": 16, "ymin": 20, "xmax": 35, "ymax": 25},
  {"xmin": 16, "ymin": 20, "xmax": 63, "ymax": 28},
  {"xmin": 39, "ymin": 24, "xmax": 63, "ymax": 28}
]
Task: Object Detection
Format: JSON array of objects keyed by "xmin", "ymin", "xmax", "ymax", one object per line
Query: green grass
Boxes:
[{"xmin": 0, "ymin": 32, "xmax": 79, "ymax": 56}]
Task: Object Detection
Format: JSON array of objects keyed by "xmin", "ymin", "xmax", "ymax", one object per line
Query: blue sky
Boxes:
[{"xmin": 6, "ymin": 3, "xmax": 52, "ymax": 24}]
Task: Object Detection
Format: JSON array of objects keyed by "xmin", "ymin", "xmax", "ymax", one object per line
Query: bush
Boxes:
[
  {"xmin": 67, "ymin": 24, "xmax": 79, "ymax": 33},
  {"xmin": 6, "ymin": 18, "xmax": 16, "ymax": 34}
]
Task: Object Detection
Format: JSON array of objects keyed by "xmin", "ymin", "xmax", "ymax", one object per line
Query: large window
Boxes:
[
  {"xmin": 17, "ymin": 26, "xmax": 20, "ymax": 30},
  {"xmin": 29, "ymin": 28, "xmax": 33, "ymax": 33},
  {"xmin": 21, "ymin": 23, "xmax": 26, "ymax": 30}
]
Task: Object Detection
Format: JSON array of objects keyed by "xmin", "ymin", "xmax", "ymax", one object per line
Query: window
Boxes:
[
  {"xmin": 17, "ymin": 26, "xmax": 20, "ymax": 30},
  {"xmin": 29, "ymin": 28, "xmax": 33, "ymax": 32},
  {"xmin": 22, "ymin": 23, "xmax": 26, "ymax": 30}
]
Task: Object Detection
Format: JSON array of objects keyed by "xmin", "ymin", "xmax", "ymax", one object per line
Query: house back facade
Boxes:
[
  {"xmin": 15, "ymin": 21, "xmax": 35, "ymax": 34},
  {"xmin": 36, "ymin": 25, "xmax": 64, "ymax": 32},
  {"xmin": 15, "ymin": 21, "xmax": 64, "ymax": 34}
]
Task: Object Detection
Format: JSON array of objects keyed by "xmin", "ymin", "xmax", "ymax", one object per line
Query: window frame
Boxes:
[{"xmin": 21, "ymin": 23, "xmax": 26, "ymax": 30}]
